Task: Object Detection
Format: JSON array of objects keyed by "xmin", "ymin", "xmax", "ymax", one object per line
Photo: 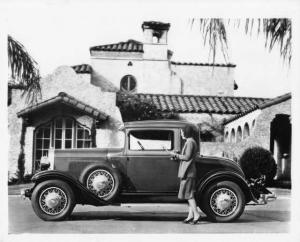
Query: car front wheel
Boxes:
[
  {"xmin": 31, "ymin": 180, "xmax": 75, "ymax": 221},
  {"xmin": 202, "ymin": 181, "xmax": 245, "ymax": 222}
]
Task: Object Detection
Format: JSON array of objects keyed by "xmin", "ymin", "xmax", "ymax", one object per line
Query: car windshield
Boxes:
[{"xmin": 129, "ymin": 130, "xmax": 174, "ymax": 150}]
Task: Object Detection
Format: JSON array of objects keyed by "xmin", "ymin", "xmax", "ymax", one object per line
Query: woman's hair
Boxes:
[{"xmin": 183, "ymin": 125, "xmax": 194, "ymax": 138}]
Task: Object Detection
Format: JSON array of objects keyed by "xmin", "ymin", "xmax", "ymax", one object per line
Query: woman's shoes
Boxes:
[
  {"xmin": 182, "ymin": 218, "xmax": 193, "ymax": 224},
  {"xmin": 190, "ymin": 216, "xmax": 201, "ymax": 225}
]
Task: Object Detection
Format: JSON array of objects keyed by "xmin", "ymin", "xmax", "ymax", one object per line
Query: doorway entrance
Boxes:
[{"xmin": 270, "ymin": 114, "xmax": 291, "ymax": 180}]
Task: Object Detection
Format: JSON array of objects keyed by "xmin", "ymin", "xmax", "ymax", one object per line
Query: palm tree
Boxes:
[
  {"xmin": 8, "ymin": 35, "xmax": 41, "ymax": 104},
  {"xmin": 191, "ymin": 18, "xmax": 292, "ymax": 65}
]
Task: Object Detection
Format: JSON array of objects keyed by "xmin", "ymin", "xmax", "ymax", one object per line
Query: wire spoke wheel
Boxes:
[
  {"xmin": 210, "ymin": 188, "xmax": 238, "ymax": 217},
  {"xmin": 39, "ymin": 187, "xmax": 68, "ymax": 215},
  {"xmin": 87, "ymin": 169, "xmax": 115, "ymax": 198}
]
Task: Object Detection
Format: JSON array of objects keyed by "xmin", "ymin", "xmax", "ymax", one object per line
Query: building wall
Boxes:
[
  {"xmin": 8, "ymin": 66, "xmax": 123, "ymax": 178},
  {"xmin": 178, "ymin": 113, "xmax": 233, "ymax": 125},
  {"xmin": 91, "ymin": 56, "xmax": 236, "ymax": 96},
  {"xmin": 178, "ymin": 113, "xmax": 233, "ymax": 139},
  {"xmin": 143, "ymin": 43, "xmax": 168, "ymax": 60},
  {"xmin": 224, "ymin": 109, "xmax": 261, "ymax": 143},
  {"xmin": 171, "ymin": 64, "xmax": 235, "ymax": 96},
  {"xmin": 222, "ymin": 99, "xmax": 291, "ymax": 159},
  {"xmin": 91, "ymin": 57, "xmax": 174, "ymax": 94},
  {"xmin": 91, "ymin": 48, "xmax": 235, "ymax": 96},
  {"xmin": 180, "ymin": 99, "xmax": 291, "ymax": 162}
]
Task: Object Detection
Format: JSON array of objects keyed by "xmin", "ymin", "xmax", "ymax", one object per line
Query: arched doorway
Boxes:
[{"xmin": 270, "ymin": 114, "xmax": 291, "ymax": 180}]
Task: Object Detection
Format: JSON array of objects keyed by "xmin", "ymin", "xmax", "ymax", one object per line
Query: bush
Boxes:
[
  {"xmin": 239, "ymin": 146, "xmax": 277, "ymax": 184},
  {"xmin": 117, "ymin": 92, "xmax": 178, "ymax": 122}
]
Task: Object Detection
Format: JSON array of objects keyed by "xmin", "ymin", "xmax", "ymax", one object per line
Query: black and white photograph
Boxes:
[{"xmin": 1, "ymin": 0, "xmax": 300, "ymax": 241}]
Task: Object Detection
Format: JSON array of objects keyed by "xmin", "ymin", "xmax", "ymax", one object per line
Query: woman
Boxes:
[{"xmin": 170, "ymin": 125, "xmax": 201, "ymax": 225}]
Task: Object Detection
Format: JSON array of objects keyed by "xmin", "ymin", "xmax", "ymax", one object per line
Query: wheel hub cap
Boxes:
[
  {"xmin": 39, "ymin": 187, "xmax": 68, "ymax": 215},
  {"xmin": 87, "ymin": 169, "xmax": 115, "ymax": 198},
  {"xmin": 210, "ymin": 188, "xmax": 238, "ymax": 216},
  {"xmin": 45, "ymin": 192, "xmax": 61, "ymax": 208},
  {"xmin": 92, "ymin": 175, "xmax": 109, "ymax": 191}
]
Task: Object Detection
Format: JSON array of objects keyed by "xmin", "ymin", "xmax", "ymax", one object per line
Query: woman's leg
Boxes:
[
  {"xmin": 188, "ymin": 198, "xmax": 200, "ymax": 220},
  {"xmin": 186, "ymin": 203, "xmax": 193, "ymax": 220}
]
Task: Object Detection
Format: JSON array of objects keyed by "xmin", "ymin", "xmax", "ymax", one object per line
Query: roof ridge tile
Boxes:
[
  {"xmin": 133, "ymin": 93, "xmax": 270, "ymax": 115},
  {"xmin": 90, "ymin": 39, "xmax": 144, "ymax": 53}
]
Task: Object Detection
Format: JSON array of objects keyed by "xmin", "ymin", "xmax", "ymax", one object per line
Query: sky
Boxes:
[{"xmin": 1, "ymin": 1, "xmax": 293, "ymax": 99}]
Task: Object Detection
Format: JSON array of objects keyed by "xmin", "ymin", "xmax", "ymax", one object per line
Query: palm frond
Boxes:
[
  {"xmin": 192, "ymin": 18, "xmax": 292, "ymax": 65},
  {"xmin": 194, "ymin": 18, "xmax": 229, "ymax": 64},
  {"xmin": 244, "ymin": 18, "xmax": 292, "ymax": 65},
  {"xmin": 8, "ymin": 35, "xmax": 41, "ymax": 104}
]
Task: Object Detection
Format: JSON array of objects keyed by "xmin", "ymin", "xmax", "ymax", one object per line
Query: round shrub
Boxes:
[{"xmin": 238, "ymin": 146, "xmax": 277, "ymax": 184}]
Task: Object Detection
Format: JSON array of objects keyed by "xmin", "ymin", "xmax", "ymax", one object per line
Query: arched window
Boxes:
[
  {"xmin": 237, "ymin": 126, "xmax": 242, "ymax": 142},
  {"xmin": 152, "ymin": 36, "xmax": 159, "ymax": 43},
  {"xmin": 34, "ymin": 117, "xmax": 92, "ymax": 170},
  {"xmin": 225, "ymin": 131, "xmax": 229, "ymax": 143},
  {"xmin": 120, "ymin": 75, "xmax": 137, "ymax": 92},
  {"xmin": 243, "ymin": 123, "xmax": 250, "ymax": 139},
  {"xmin": 252, "ymin": 119, "xmax": 256, "ymax": 129},
  {"xmin": 230, "ymin": 129, "xmax": 236, "ymax": 143}
]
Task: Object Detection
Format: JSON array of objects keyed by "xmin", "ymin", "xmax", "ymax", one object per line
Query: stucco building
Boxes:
[
  {"xmin": 223, "ymin": 93, "xmax": 291, "ymax": 180},
  {"xmin": 8, "ymin": 21, "xmax": 291, "ymax": 182}
]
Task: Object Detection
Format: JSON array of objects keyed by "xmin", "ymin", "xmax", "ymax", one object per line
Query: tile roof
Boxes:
[
  {"xmin": 71, "ymin": 64, "xmax": 92, "ymax": 74},
  {"xmin": 90, "ymin": 39, "xmax": 143, "ymax": 53},
  {"xmin": 142, "ymin": 21, "xmax": 170, "ymax": 30},
  {"xmin": 259, "ymin": 92, "xmax": 291, "ymax": 109},
  {"xmin": 171, "ymin": 61, "xmax": 236, "ymax": 68},
  {"xmin": 17, "ymin": 92, "xmax": 108, "ymax": 120},
  {"xmin": 223, "ymin": 92, "xmax": 291, "ymax": 124},
  {"xmin": 135, "ymin": 93, "xmax": 269, "ymax": 114},
  {"xmin": 8, "ymin": 82, "xmax": 26, "ymax": 89}
]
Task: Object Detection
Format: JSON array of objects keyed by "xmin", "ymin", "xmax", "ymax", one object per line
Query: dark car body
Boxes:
[{"xmin": 24, "ymin": 120, "xmax": 274, "ymax": 222}]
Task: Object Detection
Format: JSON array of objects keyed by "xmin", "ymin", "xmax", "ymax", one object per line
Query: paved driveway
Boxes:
[{"xmin": 8, "ymin": 188, "xmax": 290, "ymax": 234}]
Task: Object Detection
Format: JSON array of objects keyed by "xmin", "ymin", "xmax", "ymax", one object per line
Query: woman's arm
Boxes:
[{"xmin": 176, "ymin": 140, "xmax": 195, "ymax": 161}]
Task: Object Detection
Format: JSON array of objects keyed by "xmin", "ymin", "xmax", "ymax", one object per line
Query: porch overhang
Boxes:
[{"xmin": 17, "ymin": 92, "xmax": 108, "ymax": 121}]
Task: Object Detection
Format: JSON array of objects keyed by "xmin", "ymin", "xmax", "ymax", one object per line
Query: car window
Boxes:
[{"xmin": 129, "ymin": 130, "xmax": 174, "ymax": 151}]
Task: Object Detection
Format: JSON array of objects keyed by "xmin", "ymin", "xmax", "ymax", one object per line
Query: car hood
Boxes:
[{"xmin": 196, "ymin": 155, "xmax": 245, "ymax": 177}]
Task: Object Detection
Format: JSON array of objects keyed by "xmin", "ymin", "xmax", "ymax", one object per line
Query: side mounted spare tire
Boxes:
[
  {"xmin": 81, "ymin": 165, "xmax": 121, "ymax": 202},
  {"xmin": 31, "ymin": 179, "xmax": 75, "ymax": 221},
  {"xmin": 202, "ymin": 181, "xmax": 245, "ymax": 222}
]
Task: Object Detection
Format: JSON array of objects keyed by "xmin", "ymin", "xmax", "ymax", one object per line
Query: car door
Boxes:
[{"xmin": 125, "ymin": 128, "xmax": 180, "ymax": 192}]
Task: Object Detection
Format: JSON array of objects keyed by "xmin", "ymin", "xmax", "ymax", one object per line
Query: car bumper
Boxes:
[
  {"xmin": 257, "ymin": 192, "xmax": 277, "ymax": 204},
  {"xmin": 20, "ymin": 188, "xmax": 33, "ymax": 200}
]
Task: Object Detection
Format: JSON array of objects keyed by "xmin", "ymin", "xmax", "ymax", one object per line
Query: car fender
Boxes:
[
  {"xmin": 196, "ymin": 170, "xmax": 258, "ymax": 203},
  {"xmin": 31, "ymin": 170, "xmax": 108, "ymax": 206}
]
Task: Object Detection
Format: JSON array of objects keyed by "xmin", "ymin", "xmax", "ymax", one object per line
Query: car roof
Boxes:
[{"xmin": 124, "ymin": 120, "xmax": 198, "ymax": 129}]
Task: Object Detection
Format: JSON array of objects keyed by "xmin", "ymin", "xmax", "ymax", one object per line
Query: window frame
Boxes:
[
  {"xmin": 127, "ymin": 129, "xmax": 175, "ymax": 152},
  {"xmin": 33, "ymin": 116, "xmax": 92, "ymax": 171},
  {"xmin": 120, "ymin": 75, "xmax": 137, "ymax": 92}
]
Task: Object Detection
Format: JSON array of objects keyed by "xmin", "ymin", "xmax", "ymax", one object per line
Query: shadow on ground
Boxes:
[{"xmin": 70, "ymin": 210, "xmax": 290, "ymax": 223}]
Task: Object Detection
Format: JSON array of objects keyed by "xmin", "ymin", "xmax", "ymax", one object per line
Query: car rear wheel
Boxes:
[
  {"xmin": 83, "ymin": 166, "xmax": 121, "ymax": 202},
  {"xmin": 202, "ymin": 181, "xmax": 245, "ymax": 222},
  {"xmin": 31, "ymin": 180, "xmax": 75, "ymax": 221}
]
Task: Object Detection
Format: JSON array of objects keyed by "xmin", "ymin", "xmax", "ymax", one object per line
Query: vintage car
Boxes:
[{"xmin": 21, "ymin": 120, "xmax": 275, "ymax": 222}]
